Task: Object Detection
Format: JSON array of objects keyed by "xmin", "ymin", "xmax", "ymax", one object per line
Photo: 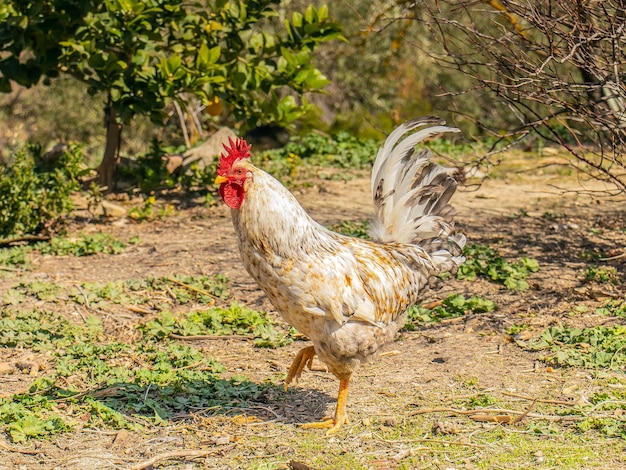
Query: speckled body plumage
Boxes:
[
  {"xmin": 231, "ymin": 169, "xmax": 438, "ymax": 378},
  {"xmin": 216, "ymin": 117, "xmax": 466, "ymax": 433}
]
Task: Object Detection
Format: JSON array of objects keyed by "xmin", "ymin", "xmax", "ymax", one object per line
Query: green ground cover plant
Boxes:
[
  {"xmin": 0, "ymin": 308, "xmax": 276, "ymax": 443},
  {"xmin": 404, "ymin": 293, "xmax": 497, "ymax": 329},
  {"xmin": 458, "ymin": 243, "xmax": 540, "ymax": 290}
]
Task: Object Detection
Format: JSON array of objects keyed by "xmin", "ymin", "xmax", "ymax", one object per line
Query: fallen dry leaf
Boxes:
[{"xmin": 232, "ymin": 415, "xmax": 260, "ymax": 425}]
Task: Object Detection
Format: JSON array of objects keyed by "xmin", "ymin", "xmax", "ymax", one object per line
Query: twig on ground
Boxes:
[
  {"xmin": 610, "ymin": 344, "xmax": 626, "ymax": 369},
  {"xmin": 470, "ymin": 399, "xmax": 537, "ymax": 424},
  {"xmin": 126, "ymin": 305, "xmax": 153, "ymax": 315},
  {"xmin": 0, "ymin": 265, "xmax": 22, "ymax": 272},
  {"xmin": 246, "ymin": 404, "xmax": 284, "ymax": 421},
  {"xmin": 375, "ymin": 434, "xmax": 487, "ymax": 449},
  {"xmin": 128, "ymin": 445, "xmax": 235, "ymax": 470},
  {"xmin": 0, "ymin": 440, "xmax": 39, "ymax": 454},
  {"xmin": 599, "ymin": 251, "xmax": 626, "ymax": 261},
  {"xmin": 169, "ymin": 333, "xmax": 252, "ymax": 341},
  {"xmin": 511, "ymin": 399, "xmax": 536, "ymax": 424},
  {"xmin": 409, "ymin": 406, "xmax": 584, "ymax": 422},
  {"xmin": 76, "ymin": 285, "xmax": 91, "ymax": 309},
  {"xmin": 165, "ymin": 277, "xmax": 220, "ymax": 302},
  {"xmin": 0, "ymin": 234, "xmax": 50, "ymax": 247},
  {"xmin": 501, "ymin": 391, "xmax": 574, "ymax": 406}
]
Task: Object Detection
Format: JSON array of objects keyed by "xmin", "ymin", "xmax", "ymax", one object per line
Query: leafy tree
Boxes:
[{"xmin": 0, "ymin": 0, "xmax": 342, "ymax": 189}]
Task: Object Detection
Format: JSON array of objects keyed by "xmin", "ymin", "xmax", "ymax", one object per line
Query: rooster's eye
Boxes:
[{"xmin": 236, "ymin": 168, "xmax": 244, "ymax": 175}]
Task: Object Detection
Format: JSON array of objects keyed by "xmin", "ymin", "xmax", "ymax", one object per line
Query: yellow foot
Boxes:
[
  {"xmin": 284, "ymin": 346, "xmax": 316, "ymax": 391},
  {"xmin": 300, "ymin": 414, "xmax": 349, "ymax": 436}
]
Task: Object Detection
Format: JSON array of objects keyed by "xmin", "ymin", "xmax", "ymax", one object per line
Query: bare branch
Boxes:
[{"xmin": 415, "ymin": 0, "xmax": 626, "ymax": 192}]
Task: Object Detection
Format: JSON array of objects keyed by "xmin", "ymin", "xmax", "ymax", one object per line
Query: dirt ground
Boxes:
[{"xmin": 1, "ymin": 168, "xmax": 626, "ymax": 469}]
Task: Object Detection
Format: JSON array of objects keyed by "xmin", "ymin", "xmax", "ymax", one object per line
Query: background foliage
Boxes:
[{"xmin": 1, "ymin": 0, "xmax": 626, "ymax": 239}]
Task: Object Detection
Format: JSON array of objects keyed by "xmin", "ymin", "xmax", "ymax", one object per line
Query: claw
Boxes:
[
  {"xmin": 298, "ymin": 377, "xmax": 351, "ymax": 436},
  {"xmin": 300, "ymin": 414, "xmax": 349, "ymax": 436},
  {"xmin": 284, "ymin": 346, "xmax": 316, "ymax": 391}
]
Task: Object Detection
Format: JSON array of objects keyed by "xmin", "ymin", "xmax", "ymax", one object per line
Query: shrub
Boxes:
[{"xmin": 0, "ymin": 144, "xmax": 86, "ymax": 238}]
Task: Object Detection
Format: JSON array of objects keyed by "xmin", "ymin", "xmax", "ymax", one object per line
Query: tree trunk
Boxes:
[{"xmin": 98, "ymin": 104, "xmax": 123, "ymax": 191}]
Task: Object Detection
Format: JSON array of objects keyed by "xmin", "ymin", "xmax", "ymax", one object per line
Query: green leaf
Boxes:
[
  {"xmin": 2, "ymin": 288, "xmax": 25, "ymax": 305},
  {"xmin": 304, "ymin": 5, "xmax": 316, "ymax": 24},
  {"xmin": 9, "ymin": 415, "xmax": 49, "ymax": 443},
  {"xmin": 291, "ymin": 11, "xmax": 303, "ymax": 28}
]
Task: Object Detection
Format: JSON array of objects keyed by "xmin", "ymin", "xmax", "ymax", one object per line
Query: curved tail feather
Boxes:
[{"xmin": 369, "ymin": 117, "xmax": 466, "ymax": 274}]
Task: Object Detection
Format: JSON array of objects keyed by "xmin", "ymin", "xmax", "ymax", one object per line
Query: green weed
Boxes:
[
  {"xmin": 467, "ymin": 393, "xmax": 497, "ymax": 407},
  {"xmin": 2, "ymin": 274, "xmax": 230, "ymax": 313},
  {"xmin": 141, "ymin": 303, "xmax": 293, "ymax": 348},
  {"xmin": 576, "ymin": 387, "xmax": 626, "ymax": 438},
  {"xmin": 128, "ymin": 195, "xmax": 176, "ymax": 222},
  {"xmin": 36, "ymin": 233, "xmax": 127, "ymax": 256},
  {"xmin": 403, "ymin": 293, "xmax": 497, "ymax": 329},
  {"xmin": 457, "ymin": 243, "xmax": 539, "ymax": 290},
  {"xmin": 583, "ymin": 265, "xmax": 620, "ymax": 285},
  {"xmin": 0, "ymin": 309, "xmax": 102, "ymax": 351},
  {"xmin": 0, "ymin": 308, "xmax": 272, "ymax": 443},
  {"xmin": 506, "ymin": 323, "xmax": 531, "ymax": 335},
  {"xmin": 520, "ymin": 324, "xmax": 626, "ymax": 369},
  {"xmin": 509, "ymin": 209, "xmax": 529, "ymax": 219},
  {"xmin": 329, "ymin": 219, "xmax": 371, "ymax": 239},
  {"xmin": 261, "ymin": 131, "xmax": 381, "ymax": 170},
  {"xmin": 596, "ymin": 300, "xmax": 626, "ymax": 318},
  {"xmin": 0, "ymin": 245, "xmax": 32, "ymax": 270},
  {"xmin": 580, "ymin": 248, "xmax": 607, "ymax": 261},
  {"xmin": 423, "ymin": 137, "xmax": 478, "ymax": 157}
]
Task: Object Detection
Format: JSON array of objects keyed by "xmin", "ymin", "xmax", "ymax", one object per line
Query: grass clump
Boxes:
[
  {"xmin": 0, "ymin": 308, "xmax": 271, "ymax": 443},
  {"xmin": 36, "ymin": 233, "xmax": 129, "ymax": 256},
  {"xmin": 329, "ymin": 219, "xmax": 371, "ymax": 239},
  {"xmin": 596, "ymin": 300, "xmax": 626, "ymax": 318},
  {"xmin": 128, "ymin": 195, "xmax": 177, "ymax": 222},
  {"xmin": 2, "ymin": 274, "xmax": 231, "ymax": 312},
  {"xmin": 403, "ymin": 293, "xmax": 497, "ymax": 329},
  {"xmin": 582, "ymin": 265, "xmax": 620, "ymax": 285},
  {"xmin": 141, "ymin": 303, "xmax": 293, "ymax": 348},
  {"xmin": 261, "ymin": 131, "xmax": 381, "ymax": 170},
  {"xmin": 0, "ymin": 309, "xmax": 102, "ymax": 350},
  {"xmin": 457, "ymin": 243, "xmax": 539, "ymax": 290},
  {"xmin": 520, "ymin": 324, "xmax": 626, "ymax": 369},
  {"xmin": 0, "ymin": 245, "xmax": 33, "ymax": 271}
]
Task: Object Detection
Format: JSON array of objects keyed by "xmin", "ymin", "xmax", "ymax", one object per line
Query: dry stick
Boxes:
[
  {"xmin": 600, "ymin": 251, "xmax": 626, "ymax": 261},
  {"xmin": 0, "ymin": 440, "xmax": 39, "ymax": 455},
  {"xmin": 166, "ymin": 277, "xmax": 221, "ymax": 302},
  {"xmin": 409, "ymin": 407, "xmax": 584, "ymax": 422},
  {"xmin": 0, "ymin": 234, "xmax": 49, "ymax": 247},
  {"xmin": 0, "ymin": 265, "xmax": 22, "ymax": 272},
  {"xmin": 501, "ymin": 391, "xmax": 574, "ymax": 406},
  {"xmin": 128, "ymin": 445, "xmax": 235, "ymax": 470},
  {"xmin": 375, "ymin": 434, "xmax": 487, "ymax": 449},
  {"xmin": 610, "ymin": 344, "xmax": 626, "ymax": 369},
  {"xmin": 126, "ymin": 305, "xmax": 153, "ymax": 315},
  {"xmin": 511, "ymin": 399, "xmax": 536, "ymax": 424},
  {"xmin": 169, "ymin": 333, "xmax": 252, "ymax": 341}
]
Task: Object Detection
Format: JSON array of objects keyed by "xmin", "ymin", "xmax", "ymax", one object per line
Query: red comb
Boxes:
[{"xmin": 217, "ymin": 137, "xmax": 252, "ymax": 175}]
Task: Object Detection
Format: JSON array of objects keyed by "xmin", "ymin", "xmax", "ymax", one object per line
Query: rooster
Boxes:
[{"xmin": 214, "ymin": 117, "xmax": 466, "ymax": 435}]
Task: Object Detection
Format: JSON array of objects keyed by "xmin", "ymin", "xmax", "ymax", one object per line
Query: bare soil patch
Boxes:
[{"xmin": 1, "ymin": 172, "xmax": 625, "ymax": 469}]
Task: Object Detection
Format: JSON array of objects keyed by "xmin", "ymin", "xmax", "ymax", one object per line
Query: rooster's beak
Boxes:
[{"xmin": 214, "ymin": 175, "xmax": 228, "ymax": 185}]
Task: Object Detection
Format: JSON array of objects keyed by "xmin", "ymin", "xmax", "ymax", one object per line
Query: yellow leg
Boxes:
[
  {"xmin": 284, "ymin": 345, "xmax": 316, "ymax": 391},
  {"xmin": 300, "ymin": 376, "xmax": 350, "ymax": 436}
]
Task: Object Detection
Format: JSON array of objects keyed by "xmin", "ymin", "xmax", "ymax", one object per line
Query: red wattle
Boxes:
[{"xmin": 219, "ymin": 182, "xmax": 245, "ymax": 209}]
